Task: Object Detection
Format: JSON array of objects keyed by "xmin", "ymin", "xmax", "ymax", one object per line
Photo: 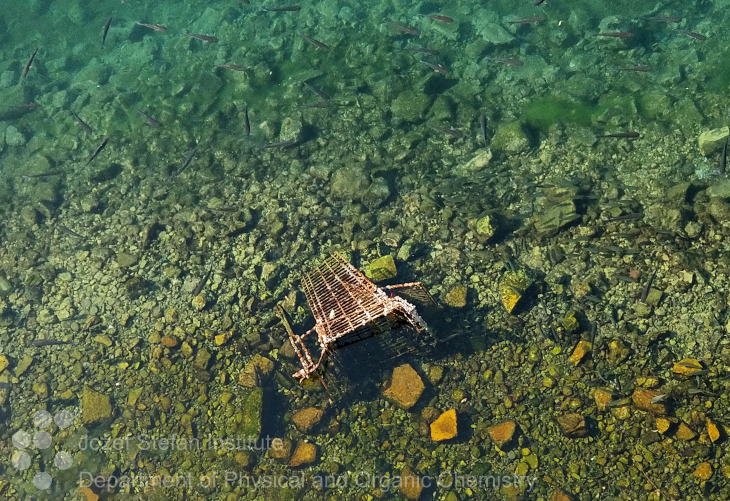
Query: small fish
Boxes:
[
  {"xmin": 599, "ymin": 131, "xmax": 640, "ymax": 139},
  {"xmin": 137, "ymin": 110, "xmax": 161, "ymax": 128},
  {"xmin": 298, "ymin": 32, "xmax": 330, "ymax": 51},
  {"xmin": 596, "ymin": 32, "xmax": 633, "ymax": 38},
  {"xmin": 429, "ymin": 125, "xmax": 462, "ymax": 139},
  {"xmin": 171, "ymin": 146, "xmax": 197, "ymax": 178},
  {"xmin": 185, "ymin": 33, "xmax": 218, "ymax": 43},
  {"xmin": 640, "ymin": 265, "xmax": 659, "ymax": 303},
  {"xmin": 22, "ymin": 47, "xmax": 39, "ymax": 78},
  {"xmin": 419, "ymin": 14, "xmax": 454, "ymax": 23},
  {"xmin": 262, "ymin": 5, "xmax": 301, "ymax": 11},
  {"xmin": 618, "ymin": 65, "xmax": 653, "ymax": 72},
  {"xmin": 263, "ymin": 140, "xmax": 297, "ymax": 149},
  {"xmin": 649, "ymin": 394, "xmax": 668, "ymax": 404},
  {"xmin": 15, "ymin": 102, "xmax": 40, "ymax": 109},
  {"xmin": 84, "ymin": 137, "xmax": 109, "ymax": 168},
  {"xmin": 137, "ymin": 22, "xmax": 168, "ymax": 31},
  {"xmin": 674, "ymin": 29, "xmax": 707, "ymax": 41},
  {"xmin": 243, "ymin": 105, "xmax": 250, "ymax": 136},
  {"xmin": 192, "ymin": 266, "xmax": 214, "ymax": 297},
  {"xmin": 644, "ymin": 16, "xmax": 682, "ymax": 23},
  {"xmin": 401, "ymin": 47, "xmax": 440, "ymax": 56},
  {"xmin": 303, "ymin": 81, "xmax": 331, "ymax": 100},
  {"xmin": 420, "ymin": 60, "xmax": 448, "ymax": 74},
  {"xmin": 509, "ymin": 16, "xmax": 546, "ymax": 24},
  {"xmin": 479, "ymin": 113, "xmax": 488, "ymax": 148},
  {"xmin": 483, "ymin": 56, "xmax": 524, "ymax": 66},
  {"xmin": 22, "ymin": 170, "xmax": 62, "ymax": 179},
  {"xmin": 606, "ymin": 212, "xmax": 644, "ymax": 222},
  {"xmin": 295, "ymin": 102, "xmax": 331, "ymax": 109},
  {"xmin": 216, "ymin": 64, "xmax": 247, "ymax": 72},
  {"xmin": 71, "ymin": 110, "xmax": 93, "ymax": 134},
  {"xmin": 534, "ymin": 0, "xmax": 546, "ymax": 4},
  {"xmin": 102, "ymin": 17, "xmax": 112, "ymax": 46},
  {"xmin": 58, "ymin": 224, "xmax": 87, "ymax": 239},
  {"xmin": 33, "ymin": 339, "xmax": 73, "ymax": 347},
  {"xmin": 384, "ymin": 20, "xmax": 419, "ymax": 36}
]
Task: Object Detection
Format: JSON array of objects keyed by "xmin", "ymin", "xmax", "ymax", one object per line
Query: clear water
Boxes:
[{"xmin": 0, "ymin": 0, "xmax": 729, "ymax": 499}]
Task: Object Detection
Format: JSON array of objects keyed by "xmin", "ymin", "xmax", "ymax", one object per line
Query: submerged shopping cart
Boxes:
[{"xmin": 277, "ymin": 253, "xmax": 435, "ymax": 385}]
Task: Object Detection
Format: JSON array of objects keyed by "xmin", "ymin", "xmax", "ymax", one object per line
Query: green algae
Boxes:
[{"xmin": 523, "ymin": 97, "xmax": 594, "ymax": 130}]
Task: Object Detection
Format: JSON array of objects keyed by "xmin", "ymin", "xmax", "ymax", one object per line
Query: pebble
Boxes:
[
  {"xmin": 631, "ymin": 388, "xmax": 667, "ymax": 415},
  {"xmin": 569, "ymin": 340, "xmax": 592, "ymax": 365},
  {"xmin": 675, "ymin": 422, "xmax": 696, "ymax": 441},
  {"xmin": 707, "ymin": 418, "xmax": 721, "ymax": 443},
  {"xmin": 288, "ymin": 442, "xmax": 317, "ymax": 467},
  {"xmin": 444, "ymin": 284, "xmax": 467, "ymax": 308},
  {"xmin": 161, "ymin": 335, "xmax": 179, "ymax": 348},
  {"xmin": 487, "ymin": 421, "xmax": 517, "ymax": 449},
  {"xmin": 399, "ymin": 466, "xmax": 423, "ymax": 500},
  {"xmin": 557, "ymin": 413, "xmax": 588, "ymax": 438},
  {"xmin": 693, "ymin": 462, "xmax": 712, "ymax": 481},
  {"xmin": 192, "ymin": 293, "xmax": 206, "ymax": 311}
]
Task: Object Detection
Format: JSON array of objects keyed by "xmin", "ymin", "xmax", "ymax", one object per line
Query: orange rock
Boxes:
[
  {"xmin": 694, "ymin": 462, "xmax": 712, "ymax": 480},
  {"xmin": 430, "ymin": 409, "xmax": 457, "ymax": 441},
  {"xmin": 672, "ymin": 358, "xmax": 705, "ymax": 376},
  {"xmin": 675, "ymin": 422, "xmax": 696, "ymax": 441},
  {"xmin": 487, "ymin": 421, "xmax": 517, "ymax": 449},
  {"xmin": 549, "ymin": 488, "xmax": 573, "ymax": 501},
  {"xmin": 631, "ymin": 388, "xmax": 666, "ymax": 415},
  {"xmin": 707, "ymin": 418, "xmax": 721, "ymax": 443},
  {"xmin": 593, "ymin": 388, "xmax": 612, "ymax": 411},
  {"xmin": 160, "ymin": 335, "xmax": 179, "ymax": 348},
  {"xmin": 569, "ymin": 340, "xmax": 592, "ymax": 365},
  {"xmin": 557, "ymin": 414, "xmax": 588, "ymax": 438},
  {"xmin": 383, "ymin": 364, "xmax": 425, "ymax": 410},
  {"xmin": 78, "ymin": 487, "xmax": 99, "ymax": 501},
  {"xmin": 399, "ymin": 466, "xmax": 423, "ymax": 500},
  {"xmin": 289, "ymin": 442, "xmax": 317, "ymax": 467},
  {"xmin": 292, "ymin": 407, "xmax": 324, "ymax": 433}
]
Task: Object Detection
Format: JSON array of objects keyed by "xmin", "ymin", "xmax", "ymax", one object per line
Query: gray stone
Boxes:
[
  {"xmin": 117, "ymin": 253, "xmax": 138, "ymax": 268},
  {"xmin": 280, "ymin": 117, "xmax": 303, "ymax": 143},
  {"xmin": 491, "ymin": 121, "xmax": 530, "ymax": 154},
  {"xmin": 707, "ymin": 179, "xmax": 730, "ymax": 199},
  {"xmin": 391, "ymin": 91, "xmax": 431, "ymax": 122},
  {"xmin": 331, "ymin": 163, "xmax": 370, "ymax": 201},
  {"xmin": 5, "ymin": 126, "xmax": 26, "ymax": 146},
  {"xmin": 362, "ymin": 177, "xmax": 391, "ymax": 209}
]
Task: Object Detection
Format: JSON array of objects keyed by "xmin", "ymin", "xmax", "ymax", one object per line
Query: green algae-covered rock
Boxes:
[
  {"xmin": 365, "ymin": 255, "xmax": 397, "ymax": 281},
  {"xmin": 82, "ymin": 386, "xmax": 113, "ymax": 424},
  {"xmin": 241, "ymin": 387, "xmax": 263, "ymax": 439}
]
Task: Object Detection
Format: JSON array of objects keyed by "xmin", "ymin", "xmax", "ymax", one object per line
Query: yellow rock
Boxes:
[
  {"xmin": 673, "ymin": 358, "xmax": 705, "ymax": 376},
  {"xmin": 292, "ymin": 407, "xmax": 324, "ymax": 433},
  {"xmin": 631, "ymin": 388, "xmax": 666, "ymax": 415},
  {"xmin": 383, "ymin": 363, "xmax": 424, "ymax": 410},
  {"xmin": 192, "ymin": 293, "xmax": 206, "ymax": 311},
  {"xmin": 215, "ymin": 329, "xmax": 233, "ymax": 346},
  {"xmin": 549, "ymin": 489, "xmax": 573, "ymax": 501},
  {"xmin": 693, "ymin": 462, "xmax": 713, "ymax": 481},
  {"xmin": 569, "ymin": 340, "xmax": 592, "ymax": 365},
  {"xmin": 399, "ymin": 466, "xmax": 423, "ymax": 500},
  {"xmin": 499, "ymin": 269, "xmax": 533, "ymax": 314},
  {"xmin": 289, "ymin": 442, "xmax": 317, "ymax": 467},
  {"xmin": 160, "ymin": 335, "xmax": 179, "ymax": 348},
  {"xmin": 270, "ymin": 438, "xmax": 292, "ymax": 461},
  {"xmin": 557, "ymin": 413, "xmax": 588, "ymax": 438},
  {"xmin": 655, "ymin": 417, "xmax": 673, "ymax": 434},
  {"xmin": 365, "ymin": 255, "xmax": 397, "ymax": 282},
  {"xmin": 444, "ymin": 284, "xmax": 468, "ymax": 308},
  {"xmin": 635, "ymin": 376, "xmax": 660, "ymax": 388},
  {"xmin": 487, "ymin": 421, "xmax": 517, "ymax": 449},
  {"xmin": 675, "ymin": 422, "xmax": 696, "ymax": 441},
  {"xmin": 707, "ymin": 418, "xmax": 721, "ymax": 443},
  {"xmin": 0, "ymin": 355, "xmax": 9, "ymax": 374},
  {"xmin": 430, "ymin": 409, "xmax": 457, "ymax": 441},
  {"xmin": 238, "ymin": 354, "xmax": 275, "ymax": 387},
  {"xmin": 593, "ymin": 388, "xmax": 612, "ymax": 411},
  {"xmin": 78, "ymin": 487, "xmax": 99, "ymax": 501}
]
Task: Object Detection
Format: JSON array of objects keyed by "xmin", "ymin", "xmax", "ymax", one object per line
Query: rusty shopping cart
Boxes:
[{"xmin": 280, "ymin": 253, "xmax": 435, "ymax": 384}]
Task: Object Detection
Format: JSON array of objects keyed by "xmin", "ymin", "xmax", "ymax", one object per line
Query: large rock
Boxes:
[
  {"xmin": 82, "ymin": 386, "xmax": 113, "ymax": 424},
  {"xmin": 240, "ymin": 387, "xmax": 263, "ymax": 439},
  {"xmin": 292, "ymin": 407, "xmax": 324, "ymax": 433},
  {"xmin": 698, "ymin": 127, "xmax": 728, "ymax": 155},
  {"xmin": 430, "ymin": 409, "xmax": 457, "ymax": 441},
  {"xmin": 330, "ymin": 163, "xmax": 370, "ymax": 201},
  {"xmin": 383, "ymin": 363, "xmax": 424, "ymax": 410},
  {"xmin": 487, "ymin": 421, "xmax": 517, "ymax": 449},
  {"xmin": 289, "ymin": 442, "xmax": 317, "ymax": 467}
]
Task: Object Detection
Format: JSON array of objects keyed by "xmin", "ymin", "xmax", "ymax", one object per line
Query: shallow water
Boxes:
[{"xmin": 1, "ymin": 0, "xmax": 729, "ymax": 499}]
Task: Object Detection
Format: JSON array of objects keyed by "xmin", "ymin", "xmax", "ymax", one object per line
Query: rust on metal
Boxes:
[{"xmin": 283, "ymin": 253, "xmax": 434, "ymax": 383}]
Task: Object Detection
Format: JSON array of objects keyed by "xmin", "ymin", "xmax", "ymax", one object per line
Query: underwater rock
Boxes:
[
  {"xmin": 289, "ymin": 441, "xmax": 317, "ymax": 467},
  {"xmin": 280, "ymin": 116, "xmax": 303, "ymax": 143},
  {"xmin": 444, "ymin": 284, "xmax": 467, "ymax": 308},
  {"xmin": 292, "ymin": 407, "xmax": 324, "ymax": 433},
  {"xmin": 362, "ymin": 176, "xmax": 391, "ymax": 209},
  {"xmin": 707, "ymin": 418, "xmax": 721, "ymax": 443},
  {"xmin": 241, "ymin": 387, "xmax": 263, "ymax": 438},
  {"xmin": 0, "ymin": 275, "xmax": 13, "ymax": 297},
  {"xmin": 569, "ymin": 340, "xmax": 592, "ymax": 365},
  {"xmin": 693, "ymin": 462, "xmax": 713, "ymax": 481},
  {"xmin": 5, "ymin": 125, "xmax": 26, "ymax": 146},
  {"xmin": 330, "ymin": 163, "xmax": 370, "ymax": 201},
  {"xmin": 238, "ymin": 354, "xmax": 275, "ymax": 387},
  {"xmin": 707, "ymin": 178, "xmax": 730, "ymax": 199},
  {"xmin": 499, "ymin": 268, "xmax": 533, "ymax": 314},
  {"xmin": 455, "ymin": 149, "xmax": 493, "ymax": 176},
  {"xmin": 593, "ymin": 388, "xmax": 612, "ymax": 411},
  {"xmin": 270, "ymin": 438, "xmax": 292, "ymax": 461},
  {"xmin": 491, "ymin": 120, "xmax": 530, "ymax": 154},
  {"xmin": 475, "ymin": 214, "xmax": 496, "ymax": 238},
  {"xmin": 631, "ymin": 388, "xmax": 667, "ymax": 415},
  {"xmin": 430, "ymin": 409, "xmax": 457, "ymax": 441},
  {"xmin": 365, "ymin": 255, "xmax": 397, "ymax": 281},
  {"xmin": 391, "ymin": 91, "xmax": 431, "ymax": 122},
  {"xmin": 487, "ymin": 421, "xmax": 517, "ymax": 449},
  {"xmin": 675, "ymin": 422, "xmax": 696, "ymax": 441},
  {"xmin": 82, "ymin": 386, "xmax": 113, "ymax": 424},
  {"xmin": 556, "ymin": 413, "xmax": 588, "ymax": 438},
  {"xmin": 698, "ymin": 127, "xmax": 729, "ymax": 156},
  {"xmin": 383, "ymin": 363, "xmax": 424, "ymax": 410},
  {"xmin": 399, "ymin": 466, "xmax": 423, "ymax": 500}
]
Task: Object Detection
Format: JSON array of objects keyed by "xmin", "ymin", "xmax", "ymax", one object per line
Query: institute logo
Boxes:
[{"xmin": 11, "ymin": 409, "xmax": 74, "ymax": 489}]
